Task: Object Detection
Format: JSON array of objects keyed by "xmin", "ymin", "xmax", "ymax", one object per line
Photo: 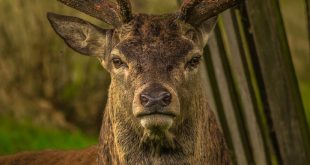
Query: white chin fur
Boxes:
[{"xmin": 140, "ymin": 115, "xmax": 173, "ymax": 131}]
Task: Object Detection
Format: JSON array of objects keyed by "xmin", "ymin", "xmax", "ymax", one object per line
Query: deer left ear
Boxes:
[
  {"xmin": 47, "ymin": 12, "xmax": 110, "ymax": 57},
  {"xmin": 195, "ymin": 16, "xmax": 218, "ymax": 47}
]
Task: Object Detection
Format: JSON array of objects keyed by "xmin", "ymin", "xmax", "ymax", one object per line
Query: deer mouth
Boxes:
[
  {"xmin": 136, "ymin": 111, "xmax": 177, "ymax": 118},
  {"xmin": 135, "ymin": 109, "xmax": 177, "ymax": 131}
]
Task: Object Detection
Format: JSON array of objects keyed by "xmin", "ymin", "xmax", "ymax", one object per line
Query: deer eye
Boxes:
[
  {"xmin": 112, "ymin": 58, "xmax": 126, "ymax": 69},
  {"xmin": 186, "ymin": 56, "xmax": 201, "ymax": 69}
]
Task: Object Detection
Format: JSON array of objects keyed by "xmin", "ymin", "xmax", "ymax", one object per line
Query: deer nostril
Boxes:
[
  {"xmin": 140, "ymin": 94, "xmax": 150, "ymax": 106},
  {"xmin": 161, "ymin": 92, "xmax": 172, "ymax": 106}
]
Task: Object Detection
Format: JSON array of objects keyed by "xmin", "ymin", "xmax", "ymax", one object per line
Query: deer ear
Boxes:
[
  {"xmin": 196, "ymin": 16, "xmax": 218, "ymax": 47},
  {"xmin": 47, "ymin": 12, "xmax": 109, "ymax": 57}
]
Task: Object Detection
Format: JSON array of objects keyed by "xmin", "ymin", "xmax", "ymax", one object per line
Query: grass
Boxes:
[{"xmin": 0, "ymin": 117, "xmax": 96, "ymax": 155}]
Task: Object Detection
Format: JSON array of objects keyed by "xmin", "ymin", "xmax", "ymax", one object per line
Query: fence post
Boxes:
[{"xmin": 243, "ymin": 0, "xmax": 310, "ymax": 164}]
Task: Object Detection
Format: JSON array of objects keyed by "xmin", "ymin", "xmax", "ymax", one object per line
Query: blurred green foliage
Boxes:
[
  {"xmin": 280, "ymin": 0, "xmax": 310, "ymax": 82},
  {"xmin": 301, "ymin": 83, "xmax": 310, "ymax": 125},
  {"xmin": 0, "ymin": 117, "xmax": 96, "ymax": 155},
  {"xmin": 280, "ymin": 0, "xmax": 310, "ymax": 124},
  {"xmin": 0, "ymin": 0, "xmax": 110, "ymax": 135}
]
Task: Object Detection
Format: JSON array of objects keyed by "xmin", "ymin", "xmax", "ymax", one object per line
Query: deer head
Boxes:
[{"xmin": 47, "ymin": 0, "xmax": 237, "ymax": 161}]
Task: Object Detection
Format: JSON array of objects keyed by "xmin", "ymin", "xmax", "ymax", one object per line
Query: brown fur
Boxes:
[
  {"xmin": 0, "ymin": 2, "xmax": 232, "ymax": 165},
  {"xmin": 0, "ymin": 146, "xmax": 98, "ymax": 165}
]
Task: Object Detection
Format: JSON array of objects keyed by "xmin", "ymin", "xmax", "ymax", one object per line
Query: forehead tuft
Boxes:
[
  {"xmin": 128, "ymin": 14, "xmax": 180, "ymax": 38},
  {"xmin": 114, "ymin": 14, "xmax": 195, "ymax": 61}
]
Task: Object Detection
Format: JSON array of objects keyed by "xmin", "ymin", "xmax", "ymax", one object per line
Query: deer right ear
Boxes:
[
  {"xmin": 178, "ymin": 0, "xmax": 238, "ymax": 46},
  {"xmin": 195, "ymin": 16, "xmax": 218, "ymax": 47},
  {"xmin": 47, "ymin": 12, "xmax": 110, "ymax": 58}
]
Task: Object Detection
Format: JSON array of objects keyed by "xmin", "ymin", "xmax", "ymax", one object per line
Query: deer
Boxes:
[{"xmin": 0, "ymin": 0, "xmax": 239, "ymax": 164}]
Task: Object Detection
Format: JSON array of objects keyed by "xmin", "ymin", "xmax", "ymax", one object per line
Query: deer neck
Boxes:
[{"xmin": 97, "ymin": 81, "xmax": 230, "ymax": 164}]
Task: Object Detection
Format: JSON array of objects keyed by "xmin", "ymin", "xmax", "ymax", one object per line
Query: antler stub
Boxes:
[
  {"xmin": 179, "ymin": 0, "xmax": 240, "ymax": 26},
  {"xmin": 58, "ymin": 0, "xmax": 134, "ymax": 27}
]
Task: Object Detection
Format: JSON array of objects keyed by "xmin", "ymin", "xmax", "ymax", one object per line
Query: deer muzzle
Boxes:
[{"xmin": 133, "ymin": 83, "xmax": 180, "ymax": 131}]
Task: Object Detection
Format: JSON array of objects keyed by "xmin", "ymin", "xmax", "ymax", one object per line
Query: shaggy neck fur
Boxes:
[{"xmin": 97, "ymin": 77, "xmax": 230, "ymax": 165}]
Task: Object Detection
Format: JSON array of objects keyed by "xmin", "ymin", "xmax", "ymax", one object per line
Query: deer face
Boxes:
[
  {"xmin": 47, "ymin": 0, "xmax": 224, "ymax": 144},
  {"xmin": 109, "ymin": 14, "xmax": 208, "ymax": 132}
]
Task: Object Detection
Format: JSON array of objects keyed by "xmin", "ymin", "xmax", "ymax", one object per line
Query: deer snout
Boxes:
[
  {"xmin": 132, "ymin": 83, "xmax": 180, "ymax": 128},
  {"xmin": 140, "ymin": 90, "xmax": 172, "ymax": 108}
]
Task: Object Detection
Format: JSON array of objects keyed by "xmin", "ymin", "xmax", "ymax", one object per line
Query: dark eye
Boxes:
[
  {"xmin": 112, "ymin": 58, "xmax": 126, "ymax": 69},
  {"xmin": 186, "ymin": 56, "xmax": 201, "ymax": 69}
]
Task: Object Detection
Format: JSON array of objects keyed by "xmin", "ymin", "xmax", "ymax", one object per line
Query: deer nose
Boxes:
[{"xmin": 140, "ymin": 91, "xmax": 172, "ymax": 107}]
